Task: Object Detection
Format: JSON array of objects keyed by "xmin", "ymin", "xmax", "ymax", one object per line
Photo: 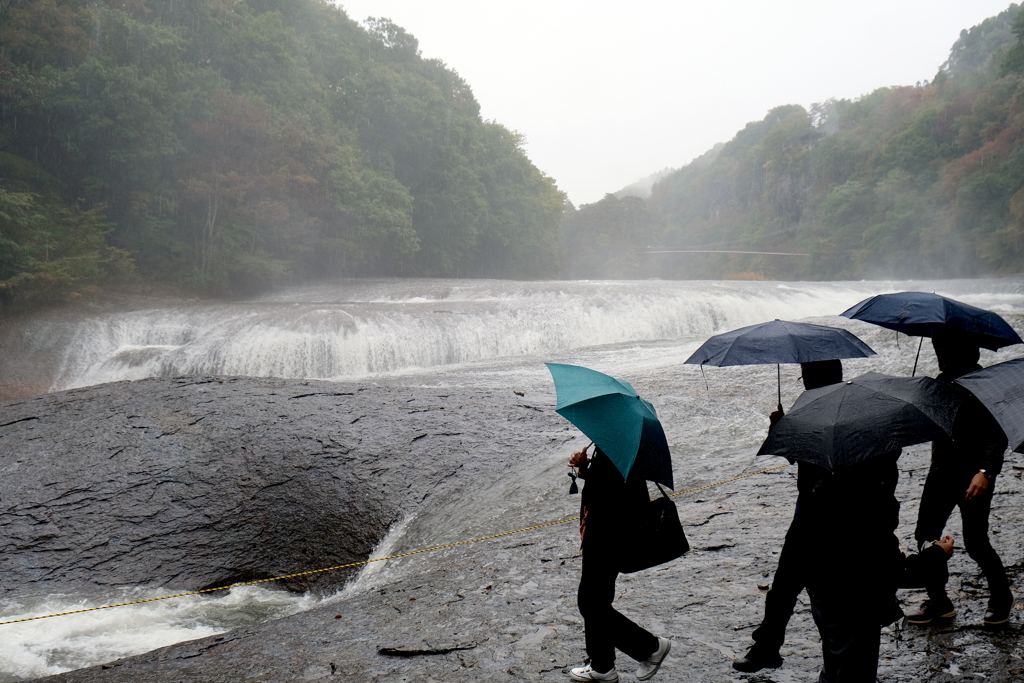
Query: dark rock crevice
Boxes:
[{"xmin": 0, "ymin": 377, "xmax": 465, "ymax": 596}]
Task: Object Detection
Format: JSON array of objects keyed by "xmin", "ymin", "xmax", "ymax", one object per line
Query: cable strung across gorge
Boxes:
[{"xmin": 0, "ymin": 463, "xmax": 789, "ymax": 626}]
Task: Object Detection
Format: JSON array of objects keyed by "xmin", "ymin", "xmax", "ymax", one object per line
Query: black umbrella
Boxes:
[
  {"xmin": 840, "ymin": 291, "xmax": 1023, "ymax": 375},
  {"xmin": 954, "ymin": 357, "xmax": 1024, "ymax": 453},
  {"xmin": 757, "ymin": 371, "xmax": 967, "ymax": 472},
  {"xmin": 684, "ymin": 319, "xmax": 876, "ymax": 406}
]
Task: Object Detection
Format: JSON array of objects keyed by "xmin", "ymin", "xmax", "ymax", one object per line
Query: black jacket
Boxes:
[
  {"xmin": 803, "ymin": 452, "xmax": 903, "ymax": 624},
  {"xmin": 933, "ymin": 365, "xmax": 1006, "ymax": 477},
  {"xmin": 577, "ymin": 449, "xmax": 650, "ymax": 560}
]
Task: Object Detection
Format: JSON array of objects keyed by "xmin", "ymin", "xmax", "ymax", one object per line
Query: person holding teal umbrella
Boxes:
[{"xmin": 547, "ymin": 363, "xmax": 673, "ymax": 682}]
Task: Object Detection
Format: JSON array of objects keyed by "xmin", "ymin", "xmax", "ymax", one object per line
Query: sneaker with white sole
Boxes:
[
  {"xmin": 636, "ymin": 637, "xmax": 671, "ymax": 681},
  {"xmin": 568, "ymin": 664, "xmax": 619, "ymax": 682}
]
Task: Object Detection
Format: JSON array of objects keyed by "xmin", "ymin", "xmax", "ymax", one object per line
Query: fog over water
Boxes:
[{"xmin": 2, "ymin": 277, "xmax": 1023, "ymax": 681}]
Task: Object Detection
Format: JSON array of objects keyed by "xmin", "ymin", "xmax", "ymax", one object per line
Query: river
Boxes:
[{"xmin": 1, "ymin": 277, "xmax": 1022, "ymax": 681}]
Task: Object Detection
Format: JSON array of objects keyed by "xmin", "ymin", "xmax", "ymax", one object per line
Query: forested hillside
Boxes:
[
  {"xmin": 8, "ymin": 2, "xmax": 1024, "ymax": 301},
  {"xmin": 0, "ymin": 0, "xmax": 565, "ymax": 305},
  {"xmin": 562, "ymin": 4, "xmax": 1024, "ymax": 281}
]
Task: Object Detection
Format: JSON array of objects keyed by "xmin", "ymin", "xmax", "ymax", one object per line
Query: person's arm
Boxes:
[
  {"xmin": 934, "ymin": 535, "xmax": 954, "ymax": 556},
  {"xmin": 900, "ymin": 536, "xmax": 954, "ymax": 589},
  {"xmin": 966, "ymin": 426, "xmax": 1004, "ymax": 500},
  {"xmin": 568, "ymin": 444, "xmax": 591, "ymax": 478},
  {"xmin": 959, "ymin": 399, "xmax": 1005, "ymax": 500},
  {"xmin": 975, "ymin": 418, "xmax": 1006, "ymax": 478},
  {"xmin": 965, "ymin": 471, "xmax": 990, "ymax": 500}
]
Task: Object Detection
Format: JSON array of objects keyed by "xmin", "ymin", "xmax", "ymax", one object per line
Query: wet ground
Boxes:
[{"xmin": 17, "ymin": 386, "xmax": 1020, "ymax": 682}]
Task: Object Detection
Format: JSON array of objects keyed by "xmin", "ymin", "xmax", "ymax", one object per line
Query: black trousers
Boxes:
[
  {"xmin": 914, "ymin": 468, "xmax": 1011, "ymax": 607},
  {"xmin": 809, "ymin": 589, "xmax": 881, "ymax": 683},
  {"xmin": 750, "ymin": 517, "xmax": 808, "ymax": 654},
  {"xmin": 577, "ymin": 557, "xmax": 658, "ymax": 672}
]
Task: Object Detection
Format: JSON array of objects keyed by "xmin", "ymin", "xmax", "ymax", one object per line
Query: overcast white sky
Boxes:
[{"xmin": 336, "ymin": 1, "xmax": 1016, "ymax": 206}]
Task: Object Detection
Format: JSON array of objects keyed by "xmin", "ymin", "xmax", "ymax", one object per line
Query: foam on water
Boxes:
[
  {"xmin": 0, "ymin": 586, "xmax": 321, "ymax": 682},
  {"xmin": 0, "ymin": 516, "xmax": 439, "ymax": 681}
]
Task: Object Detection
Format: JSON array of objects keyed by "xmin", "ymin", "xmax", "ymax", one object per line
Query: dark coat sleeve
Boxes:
[
  {"xmin": 897, "ymin": 544, "xmax": 950, "ymax": 589},
  {"xmin": 935, "ymin": 369, "xmax": 1007, "ymax": 477}
]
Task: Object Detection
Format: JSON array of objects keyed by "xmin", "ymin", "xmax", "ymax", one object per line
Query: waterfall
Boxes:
[{"xmin": 40, "ymin": 278, "xmax": 1005, "ymax": 393}]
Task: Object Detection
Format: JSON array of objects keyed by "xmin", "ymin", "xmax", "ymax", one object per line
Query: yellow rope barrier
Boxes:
[{"xmin": 0, "ymin": 463, "xmax": 789, "ymax": 626}]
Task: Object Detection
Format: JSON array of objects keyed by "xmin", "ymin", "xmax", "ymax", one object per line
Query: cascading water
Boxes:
[
  {"xmin": 45, "ymin": 279, "xmax": 921, "ymax": 392},
  {"xmin": 2, "ymin": 277, "xmax": 1023, "ymax": 681}
]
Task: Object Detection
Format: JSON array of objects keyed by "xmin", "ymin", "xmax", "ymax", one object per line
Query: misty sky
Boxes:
[{"xmin": 337, "ymin": 1, "xmax": 1016, "ymax": 206}]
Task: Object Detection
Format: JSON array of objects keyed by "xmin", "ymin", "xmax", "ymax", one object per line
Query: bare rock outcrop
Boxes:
[{"xmin": 0, "ymin": 376, "xmax": 561, "ymax": 596}]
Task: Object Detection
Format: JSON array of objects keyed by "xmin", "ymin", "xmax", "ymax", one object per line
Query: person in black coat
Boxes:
[
  {"xmin": 800, "ymin": 451, "xmax": 954, "ymax": 683},
  {"xmin": 908, "ymin": 329, "xmax": 1013, "ymax": 628},
  {"xmin": 803, "ymin": 451, "xmax": 903, "ymax": 683},
  {"xmin": 566, "ymin": 444, "xmax": 671, "ymax": 682},
  {"xmin": 733, "ymin": 360, "xmax": 844, "ymax": 673},
  {"xmin": 734, "ymin": 360, "xmax": 956, "ymax": 678}
]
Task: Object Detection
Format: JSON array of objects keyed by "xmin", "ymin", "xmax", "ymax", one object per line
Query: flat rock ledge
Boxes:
[{"xmin": 0, "ymin": 376, "xmax": 1021, "ymax": 682}]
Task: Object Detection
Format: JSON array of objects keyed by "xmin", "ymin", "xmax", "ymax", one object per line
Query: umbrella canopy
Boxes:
[
  {"xmin": 545, "ymin": 362, "xmax": 673, "ymax": 489},
  {"xmin": 757, "ymin": 371, "xmax": 967, "ymax": 472},
  {"xmin": 840, "ymin": 291, "xmax": 1023, "ymax": 351},
  {"xmin": 954, "ymin": 357, "xmax": 1024, "ymax": 453},
  {"xmin": 684, "ymin": 319, "xmax": 875, "ymax": 367},
  {"xmin": 684, "ymin": 319, "xmax": 875, "ymax": 405}
]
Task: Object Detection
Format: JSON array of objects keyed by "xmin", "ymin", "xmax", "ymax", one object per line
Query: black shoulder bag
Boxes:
[{"xmin": 620, "ymin": 483, "xmax": 689, "ymax": 574}]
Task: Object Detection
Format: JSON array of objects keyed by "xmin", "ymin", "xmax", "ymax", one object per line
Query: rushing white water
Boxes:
[
  {"xmin": 0, "ymin": 587, "xmax": 321, "ymax": 682},
  {"xmin": 45, "ymin": 278, "xmax": 944, "ymax": 391},
  {"xmin": 3, "ymin": 277, "xmax": 1024, "ymax": 681}
]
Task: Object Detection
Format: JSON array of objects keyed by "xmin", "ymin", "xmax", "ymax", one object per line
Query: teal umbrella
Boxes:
[{"xmin": 545, "ymin": 363, "xmax": 674, "ymax": 488}]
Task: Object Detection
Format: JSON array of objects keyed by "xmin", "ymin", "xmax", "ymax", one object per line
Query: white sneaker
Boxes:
[
  {"xmin": 636, "ymin": 637, "xmax": 671, "ymax": 681},
  {"xmin": 569, "ymin": 664, "xmax": 619, "ymax": 682}
]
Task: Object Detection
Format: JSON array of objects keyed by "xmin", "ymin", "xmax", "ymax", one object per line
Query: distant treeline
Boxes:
[
  {"xmin": 562, "ymin": 3, "xmax": 1024, "ymax": 281},
  {"xmin": 0, "ymin": 0, "xmax": 565, "ymax": 305}
]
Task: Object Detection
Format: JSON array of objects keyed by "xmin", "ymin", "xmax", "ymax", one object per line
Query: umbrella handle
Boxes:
[
  {"xmin": 777, "ymin": 364, "xmax": 781, "ymax": 406},
  {"xmin": 912, "ymin": 337, "xmax": 923, "ymax": 377}
]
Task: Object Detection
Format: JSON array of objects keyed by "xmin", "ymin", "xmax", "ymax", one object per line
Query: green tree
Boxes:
[
  {"xmin": 0, "ymin": 184, "xmax": 134, "ymax": 306},
  {"xmin": 999, "ymin": 4, "xmax": 1024, "ymax": 76}
]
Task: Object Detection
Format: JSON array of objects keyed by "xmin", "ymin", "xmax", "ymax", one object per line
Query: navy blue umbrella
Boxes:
[
  {"xmin": 841, "ymin": 292, "xmax": 1022, "ymax": 374},
  {"xmin": 954, "ymin": 357, "xmax": 1024, "ymax": 453},
  {"xmin": 684, "ymin": 319, "xmax": 876, "ymax": 406}
]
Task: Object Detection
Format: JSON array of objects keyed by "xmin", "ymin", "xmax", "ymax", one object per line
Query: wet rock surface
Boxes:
[
  {"xmin": 1, "ymin": 377, "xmax": 1021, "ymax": 682},
  {"xmin": 0, "ymin": 376, "xmax": 565, "ymax": 596}
]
